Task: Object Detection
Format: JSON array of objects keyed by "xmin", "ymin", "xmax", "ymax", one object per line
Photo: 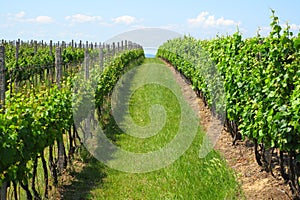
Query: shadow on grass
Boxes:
[
  {"xmin": 61, "ymin": 116, "xmax": 125, "ymax": 200},
  {"xmin": 60, "ymin": 59, "xmax": 147, "ymax": 199},
  {"xmin": 61, "ymin": 155, "xmax": 106, "ymax": 200}
]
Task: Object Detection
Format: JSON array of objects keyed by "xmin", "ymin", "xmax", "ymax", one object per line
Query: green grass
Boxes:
[{"xmin": 62, "ymin": 58, "xmax": 242, "ymax": 200}]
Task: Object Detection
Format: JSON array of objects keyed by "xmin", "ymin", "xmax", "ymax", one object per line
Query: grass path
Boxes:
[{"xmin": 61, "ymin": 58, "xmax": 241, "ymax": 200}]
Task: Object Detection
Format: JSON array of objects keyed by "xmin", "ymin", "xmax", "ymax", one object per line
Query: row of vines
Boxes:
[
  {"xmin": 157, "ymin": 11, "xmax": 300, "ymax": 199},
  {"xmin": 0, "ymin": 39, "xmax": 144, "ymax": 200}
]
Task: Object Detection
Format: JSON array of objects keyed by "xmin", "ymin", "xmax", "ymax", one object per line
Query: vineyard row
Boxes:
[
  {"xmin": 0, "ymin": 39, "xmax": 144, "ymax": 200},
  {"xmin": 157, "ymin": 11, "xmax": 300, "ymax": 199}
]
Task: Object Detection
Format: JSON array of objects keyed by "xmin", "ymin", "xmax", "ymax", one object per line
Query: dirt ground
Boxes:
[{"xmin": 164, "ymin": 60, "xmax": 293, "ymax": 200}]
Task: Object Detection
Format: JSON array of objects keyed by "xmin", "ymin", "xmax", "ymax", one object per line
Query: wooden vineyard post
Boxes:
[
  {"xmin": 0, "ymin": 45, "xmax": 5, "ymax": 110},
  {"xmin": 99, "ymin": 46, "xmax": 104, "ymax": 71},
  {"xmin": 84, "ymin": 48, "xmax": 89, "ymax": 80},
  {"xmin": 112, "ymin": 42, "xmax": 116, "ymax": 57},
  {"xmin": 84, "ymin": 46, "xmax": 92, "ymax": 143},
  {"xmin": 49, "ymin": 40, "xmax": 53, "ymax": 83},
  {"xmin": 15, "ymin": 40, "xmax": 19, "ymax": 66},
  {"xmin": 34, "ymin": 41, "xmax": 39, "ymax": 86},
  {"xmin": 90, "ymin": 42, "xmax": 94, "ymax": 67},
  {"xmin": 0, "ymin": 45, "xmax": 7, "ymax": 200},
  {"xmin": 49, "ymin": 40, "xmax": 52, "ymax": 52},
  {"xmin": 128, "ymin": 41, "xmax": 132, "ymax": 50},
  {"xmin": 55, "ymin": 47, "xmax": 66, "ymax": 173},
  {"xmin": 55, "ymin": 47, "xmax": 62, "ymax": 89},
  {"xmin": 107, "ymin": 44, "xmax": 110, "ymax": 62},
  {"xmin": 34, "ymin": 40, "xmax": 37, "ymax": 55},
  {"xmin": 14, "ymin": 40, "xmax": 20, "ymax": 90}
]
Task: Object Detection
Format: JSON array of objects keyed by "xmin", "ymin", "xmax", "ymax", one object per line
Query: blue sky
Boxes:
[{"xmin": 1, "ymin": 0, "xmax": 300, "ymax": 44}]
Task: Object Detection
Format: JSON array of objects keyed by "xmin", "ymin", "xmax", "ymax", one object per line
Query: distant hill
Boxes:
[{"xmin": 106, "ymin": 28, "xmax": 182, "ymax": 56}]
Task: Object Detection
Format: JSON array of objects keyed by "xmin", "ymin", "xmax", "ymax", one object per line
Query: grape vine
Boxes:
[
  {"xmin": 0, "ymin": 40, "xmax": 144, "ymax": 199},
  {"xmin": 157, "ymin": 11, "xmax": 300, "ymax": 198}
]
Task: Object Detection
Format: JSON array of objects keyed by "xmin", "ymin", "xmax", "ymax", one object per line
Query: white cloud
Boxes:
[
  {"xmin": 65, "ymin": 14, "xmax": 102, "ymax": 23},
  {"xmin": 112, "ymin": 15, "xmax": 138, "ymax": 25},
  {"xmin": 7, "ymin": 11, "xmax": 54, "ymax": 24},
  {"xmin": 15, "ymin": 11, "xmax": 25, "ymax": 18},
  {"xmin": 188, "ymin": 12, "xmax": 240, "ymax": 27},
  {"xmin": 7, "ymin": 11, "xmax": 26, "ymax": 20},
  {"xmin": 32, "ymin": 16, "xmax": 54, "ymax": 24}
]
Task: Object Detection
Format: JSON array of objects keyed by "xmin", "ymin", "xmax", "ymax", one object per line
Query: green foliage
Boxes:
[
  {"xmin": 157, "ymin": 36, "xmax": 226, "ymax": 117},
  {"xmin": 95, "ymin": 49, "xmax": 145, "ymax": 109},
  {"xmin": 2, "ymin": 42, "xmax": 54, "ymax": 70},
  {"xmin": 2, "ymin": 42, "xmax": 86, "ymax": 82},
  {"xmin": 0, "ymin": 81, "xmax": 73, "ymax": 184},
  {"xmin": 157, "ymin": 11, "xmax": 300, "ymax": 152},
  {"xmin": 0, "ymin": 46, "xmax": 145, "ymax": 187}
]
